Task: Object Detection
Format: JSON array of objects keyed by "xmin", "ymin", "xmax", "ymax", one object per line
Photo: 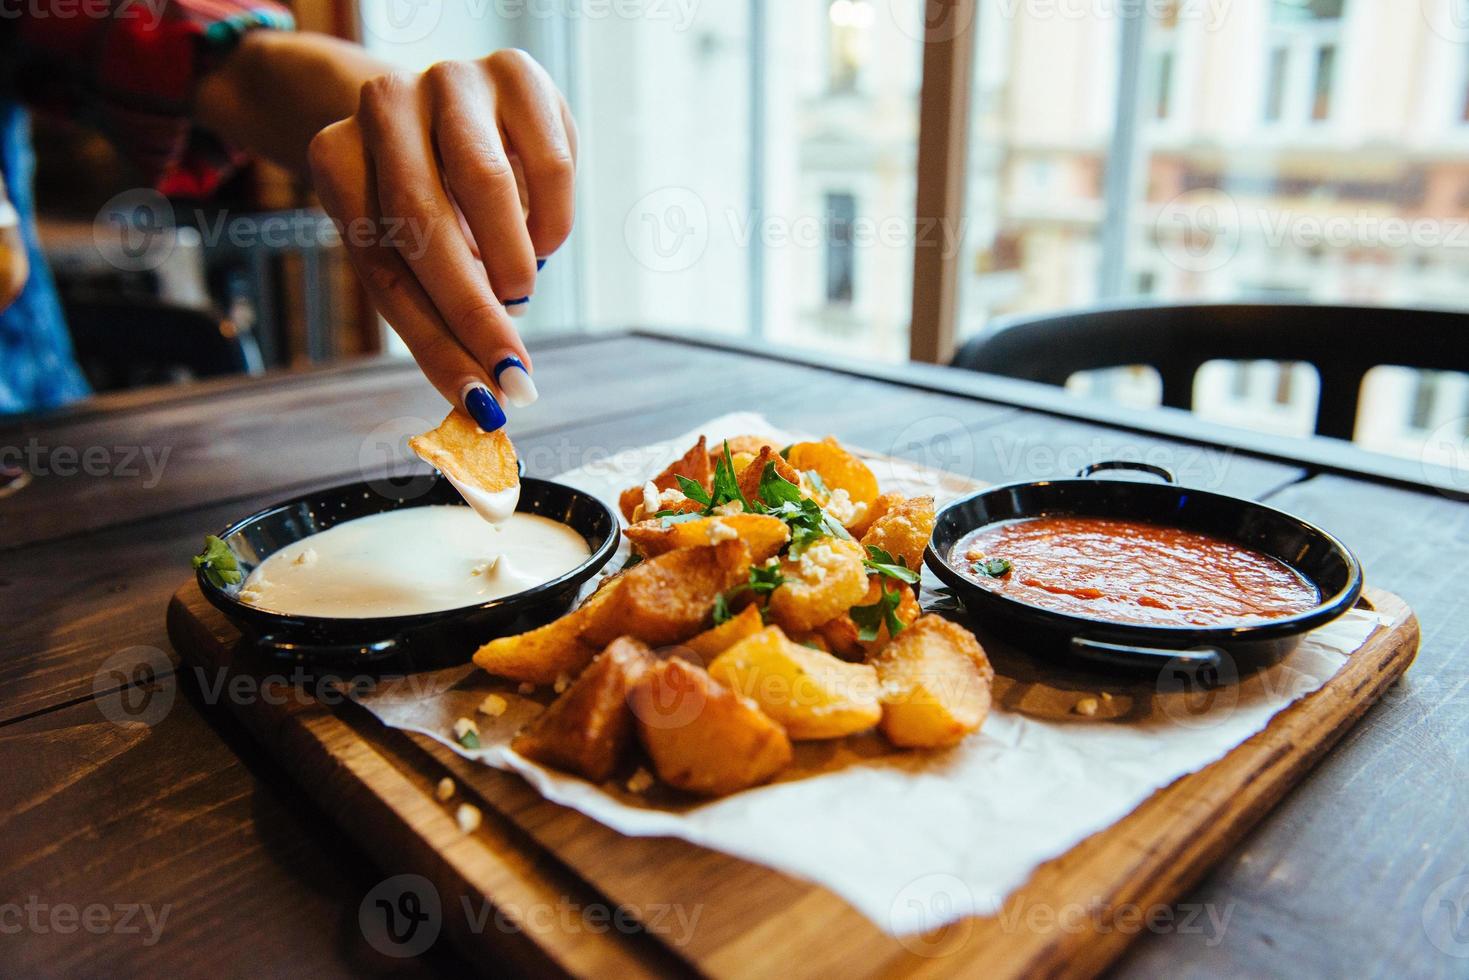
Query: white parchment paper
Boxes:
[{"xmin": 355, "ymin": 413, "xmax": 1383, "ymax": 935}]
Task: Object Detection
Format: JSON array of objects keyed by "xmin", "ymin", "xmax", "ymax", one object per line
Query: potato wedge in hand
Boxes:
[
  {"xmin": 624, "ymin": 513, "xmax": 789, "ymax": 562},
  {"xmin": 580, "ymin": 539, "xmax": 751, "ymax": 648},
  {"xmin": 676, "ymin": 603, "xmax": 764, "ymax": 666},
  {"xmin": 709, "ymin": 626, "xmax": 881, "ymax": 739},
  {"xmin": 872, "ymin": 615, "xmax": 994, "ymax": 749},
  {"xmin": 766, "ymin": 538, "xmax": 869, "ymax": 634},
  {"xmin": 860, "ymin": 496, "xmax": 936, "ymax": 574},
  {"xmin": 630, "ymin": 657, "xmax": 793, "ymax": 796},
  {"xmin": 512, "ymin": 637, "xmax": 652, "ymax": 783}
]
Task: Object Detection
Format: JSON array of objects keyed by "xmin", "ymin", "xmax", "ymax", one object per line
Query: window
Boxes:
[
  {"xmin": 825, "ymin": 192, "xmax": 857, "ymax": 305},
  {"xmin": 1261, "ymin": 0, "xmax": 1345, "ymax": 127}
]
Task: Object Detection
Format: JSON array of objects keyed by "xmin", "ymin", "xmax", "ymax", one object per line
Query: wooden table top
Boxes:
[{"xmin": 2, "ymin": 330, "xmax": 1465, "ymax": 978}]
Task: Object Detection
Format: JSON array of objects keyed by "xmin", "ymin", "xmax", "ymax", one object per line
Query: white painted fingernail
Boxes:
[{"xmin": 493, "ymin": 357, "xmax": 539, "ymax": 407}]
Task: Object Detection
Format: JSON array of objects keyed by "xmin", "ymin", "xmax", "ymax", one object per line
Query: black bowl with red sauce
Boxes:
[{"xmin": 924, "ymin": 462, "xmax": 1363, "ymax": 676}]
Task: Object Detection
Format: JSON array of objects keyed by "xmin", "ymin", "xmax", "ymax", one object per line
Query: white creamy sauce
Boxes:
[
  {"xmin": 238, "ymin": 506, "xmax": 588, "ymax": 618},
  {"xmin": 443, "ymin": 470, "xmax": 520, "ymax": 523}
]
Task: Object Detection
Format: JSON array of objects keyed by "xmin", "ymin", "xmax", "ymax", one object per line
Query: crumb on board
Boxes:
[
  {"xmin": 435, "ymin": 777, "xmax": 455, "ymax": 802},
  {"xmin": 478, "ymin": 694, "xmax": 508, "ymax": 717},
  {"xmin": 517, "ymin": 681, "xmax": 536, "ymax": 695},
  {"xmin": 626, "ymin": 768, "xmax": 655, "ymax": 794},
  {"xmin": 1074, "ymin": 697, "xmax": 1100, "ymax": 717},
  {"xmin": 1101, "ymin": 691, "xmax": 1114, "ymax": 702},
  {"xmin": 553, "ymin": 672, "xmax": 571, "ymax": 694},
  {"xmin": 456, "ymin": 803, "xmax": 482, "ymax": 834}
]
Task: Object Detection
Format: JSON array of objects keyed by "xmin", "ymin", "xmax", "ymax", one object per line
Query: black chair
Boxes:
[
  {"xmin": 64, "ymin": 298, "xmax": 261, "ymax": 393},
  {"xmin": 952, "ymin": 303, "xmax": 1469, "ymax": 440}
]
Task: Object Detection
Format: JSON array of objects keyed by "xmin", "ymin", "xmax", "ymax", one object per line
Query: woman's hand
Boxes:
[{"xmin": 306, "ymin": 50, "xmax": 576, "ymax": 429}]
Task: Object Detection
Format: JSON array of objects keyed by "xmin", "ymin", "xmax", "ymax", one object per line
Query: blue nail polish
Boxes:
[
  {"xmin": 462, "ymin": 384, "xmax": 507, "ymax": 432},
  {"xmin": 503, "ymin": 296, "xmax": 530, "ymax": 307},
  {"xmin": 492, "ymin": 355, "xmax": 526, "ymax": 386},
  {"xmin": 536, "ymin": 258, "xmax": 547, "ymax": 271}
]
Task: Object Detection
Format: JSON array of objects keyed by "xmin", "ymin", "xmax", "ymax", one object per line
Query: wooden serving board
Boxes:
[{"xmin": 167, "ymin": 583, "xmax": 1417, "ymax": 978}]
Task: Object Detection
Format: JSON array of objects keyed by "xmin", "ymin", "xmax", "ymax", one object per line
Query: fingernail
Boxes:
[
  {"xmin": 461, "ymin": 382, "xmax": 507, "ymax": 432},
  {"xmin": 536, "ymin": 258, "xmax": 547, "ymax": 271},
  {"xmin": 504, "ymin": 296, "xmax": 530, "ymax": 319},
  {"xmin": 493, "ymin": 355, "xmax": 539, "ymax": 407}
]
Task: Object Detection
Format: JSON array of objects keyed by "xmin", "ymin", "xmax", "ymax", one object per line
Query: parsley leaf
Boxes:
[
  {"xmin": 712, "ymin": 592, "xmax": 732, "ymax": 626},
  {"xmin": 711, "ymin": 562, "xmax": 786, "ymax": 625},
  {"xmin": 676, "ymin": 475, "xmax": 712, "ymax": 507},
  {"xmin": 457, "ymin": 729, "xmax": 481, "ymax": 750},
  {"xmin": 705, "ymin": 440, "xmax": 755, "ymax": 515},
  {"xmin": 756, "ymin": 462, "xmax": 804, "ymax": 508},
  {"xmin": 192, "ymin": 535, "xmax": 242, "ymax": 589},
  {"xmin": 864, "ymin": 545, "xmax": 919, "ymax": 584},
  {"xmin": 803, "ymin": 468, "xmax": 829, "ymax": 496},
  {"xmin": 972, "ymin": 557, "xmax": 1013, "ymax": 578},
  {"xmin": 655, "ymin": 510, "xmax": 703, "ymax": 528},
  {"xmin": 849, "ymin": 583, "xmax": 906, "ymax": 643}
]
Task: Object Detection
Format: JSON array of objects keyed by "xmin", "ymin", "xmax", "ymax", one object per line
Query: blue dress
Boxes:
[{"xmin": 0, "ymin": 100, "xmax": 90, "ymax": 414}]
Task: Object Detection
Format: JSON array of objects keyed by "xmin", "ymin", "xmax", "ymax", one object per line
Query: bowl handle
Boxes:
[
  {"xmin": 1070, "ymin": 636, "xmax": 1222, "ymax": 673},
  {"xmin": 1075, "ymin": 460, "xmax": 1176, "ymax": 484},
  {"xmin": 255, "ymin": 634, "xmax": 400, "ymax": 662}
]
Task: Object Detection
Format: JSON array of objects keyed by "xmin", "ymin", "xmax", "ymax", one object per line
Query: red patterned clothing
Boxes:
[{"xmin": 1, "ymin": 0, "xmax": 295, "ymax": 195}]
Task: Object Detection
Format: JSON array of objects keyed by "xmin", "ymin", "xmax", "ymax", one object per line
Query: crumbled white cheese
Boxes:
[
  {"xmin": 640, "ymin": 481, "xmax": 660, "ymax": 519},
  {"xmin": 625, "ymin": 768, "xmax": 655, "ymax": 793},
  {"xmin": 553, "ymin": 672, "xmax": 571, "ymax": 694},
  {"xmin": 706, "ymin": 518, "xmax": 738, "ymax": 544},
  {"xmin": 292, "ymin": 548, "xmax": 318, "ymax": 567},
  {"xmin": 710, "ymin": 499, "xmax": 745, "ymax": 516},
  {"xmin": 478, "ymin": 694, "xmax": 508, "ymax": 717},
  {"xmin": 517, "ymin": 682, "xmax": 536, "ymax": 695},
  {"xmin": 456, "ymin": 803, "xmax": 482, "ymax": 833},
  {"xmin": 435, "ymin": 777, "xmax": 455, "ymax": 802},
  {"xmin": 824, "ymin": 489, "xmax": 863, "ymax": 526},
  {"xmin": 453, "ymin": 717, "xmax": 479, "ymax": 741},
  {"xmin": 795, "ymin": 542, "xmax": 838, "ymax": 583}
]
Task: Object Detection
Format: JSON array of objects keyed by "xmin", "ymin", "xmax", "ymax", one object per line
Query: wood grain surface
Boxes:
[{"xmin": 2, "ymin": 332, "xmax": 1463, "ymax": 978}]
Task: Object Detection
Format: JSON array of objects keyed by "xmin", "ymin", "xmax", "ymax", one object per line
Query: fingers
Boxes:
[
  {"xmin": 486, "ymin": 49, "xmax": 577, "ymax": 259},
  {"xmin": 309, "ymin": 118, "xmax": 506, "ymax": 430},
  {"xmin": 357, "ymin": 71, "xmax": 528, "ymax": 376},
  {"xmin": 426, "ymin": 61, "xmax": 539, "ymax": 309}
]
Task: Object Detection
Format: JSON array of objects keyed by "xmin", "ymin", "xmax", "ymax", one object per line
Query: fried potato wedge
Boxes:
[
  {"xmin": 511, "ymin": 637, "xmax": 652, "ymax": 782},
  {"xmin": 630, "ymin": 657, "xmax": 793, "ymax": 796},
  {"xmin": 677, "ymin": 603, "xmax": 764, "ymax": 665},
  {"xmin": 624, "ymin": 513, "xmax": 790, "ymax": 562},
  {"xmin": 860, "ymin": 495, "xmax": 936, "ymax": 573},
  {"xmin": 473, "ymin": 578, "xmax": 621, "ymax": 684},
  {"xmin": 618, "ymin": 436, "xmax": 714, "ymax": 521},
  {"xmin": 872, "ymin": 615, "xmax": 994, "ymax": 749},
  {"xmin": 581, "ymin": 539, "xmax": 751, "ymax": 649},
  {"xmin": 848, "ymin": 491, "xmax": 903, "ymax": 539},
  {"xmin": 816, "ymin": 574, "xmax": 922, "ymax": 659},
  {"xmin": 786, "ymin": 437, "xmax": 878, "ymax": 508},
  {"xmin": 708, "ymin": 435, "xmax": 773, "ymax": 467},
  {"xmin": 766, "ymin": 538, "xmax": 869, "ymax": 634},
  {"xmin": 708, "ymin": 626, "xmax": 881, "ymax": 740},
  {"xmin": 473, "ymin": 613, "xmax": 601, "ymax": 685},
  {"xmin": 736, "ymin": 446, "xmax": 802, "ymax": 507},
  {"xmin": 409, "ymin": 409, "xmax": 519, "ymax": 504}
]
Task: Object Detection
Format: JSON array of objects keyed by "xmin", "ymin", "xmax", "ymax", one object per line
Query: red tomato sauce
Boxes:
[{"xmin": 954, "ymin": 516, "xmax": 1319, "ymax": 627}]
